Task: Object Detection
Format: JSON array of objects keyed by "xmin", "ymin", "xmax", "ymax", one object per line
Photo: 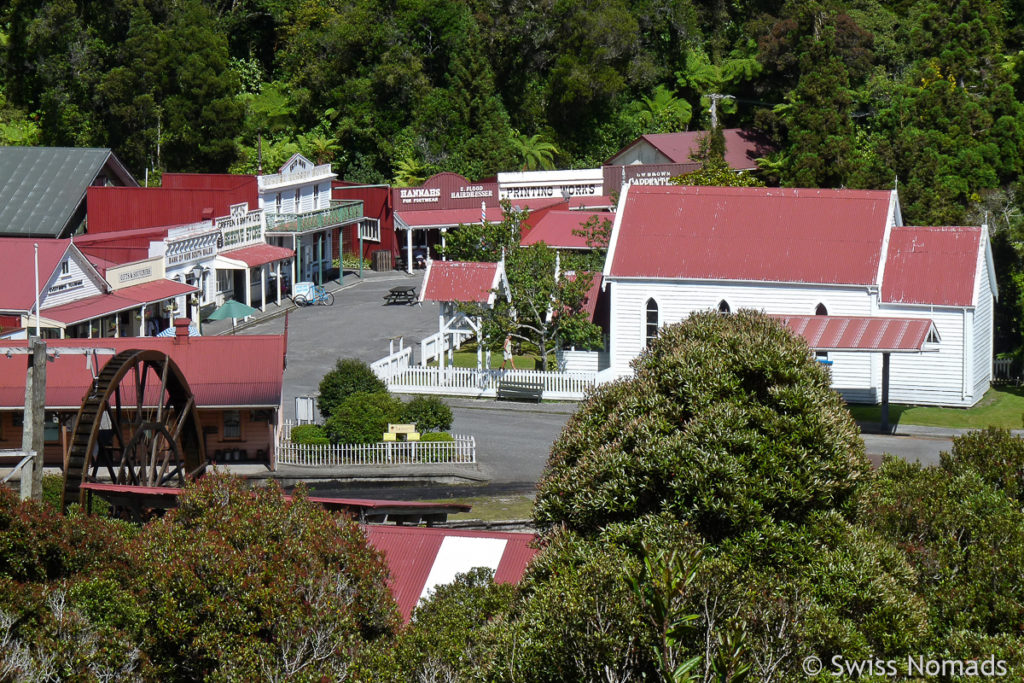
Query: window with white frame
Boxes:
[
  {"xmin": 275, "ymin": 193, "xmax": 282, "ymax": 213},
  {"xmin": 313, "ymin": 184, "xmax": 320, "ymax": 206},
  {"xmin": 645, "ymin": 298, "xmax": 659, "ymax": 347},
  {"xmin": 294, "ymin": 188, "xmax": 300, "ymax": 211},
  {"xmin": 216, "ymin": 269, "xmax": 232, "ymax": 293}
]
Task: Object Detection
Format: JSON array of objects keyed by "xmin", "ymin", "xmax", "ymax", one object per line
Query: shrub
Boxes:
[
  {"xmin": 289, "ymin": 424, "xmax": 329, "ymax": 445},
  {"xmin": 533, "ymin": 309, "xmax": 869, "ymax": 540},
  {"xmin": 403, "ymin": 396, "xmax": 453, "ymax": 432},
  {"xmin": 940, "ymin": 427, "xmax": 1024, "ymax": 504},
  {"xmin": 318, "ymin": 358, "xmax": 388, "ymax": 418},
  {"xmin": 420, "ymin": 432, "xmax": 454, "ymax": 442},
  {"xmin": 325, "ymin": 391, "xmax": 405, "ymax": 444}
]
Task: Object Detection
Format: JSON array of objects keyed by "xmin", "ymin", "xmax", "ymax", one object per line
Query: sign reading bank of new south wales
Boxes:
[
  {"xmin": 392, "ymin": 173, "xmax": 500, "ymax": 212},
  {"xmin": 217, "ymin": 202, "xmax": 264, "ymax": 249}
]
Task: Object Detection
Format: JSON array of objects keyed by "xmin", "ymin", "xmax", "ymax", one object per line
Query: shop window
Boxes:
[
  {"xmin": 44, "ymin": 412, "xmax": 60, "ymax": 442},
  {"xmin": 294, "ymin": 188, "xmax": 301, "ymax": 211},
  {"xmin": 718, "ymin": 300, "xmax": 731, "ymax": 314},
  {"xmin": 815, "ymin": 303, "xmax": 828, "ymax": 316},
  {"xmin": 216, "ymin": 269, "xmax": 232, "ymax": 293},
  {"xmin": 222, "ymin": 410, "xmax": 241, "ymax": 440},
  {"xmin": 645, "ymin": 298, "xmax": 659, "ymax": 347},
  {"xmin": 275, "ymin": 193, "xmax": 282, "ymax": 213}
]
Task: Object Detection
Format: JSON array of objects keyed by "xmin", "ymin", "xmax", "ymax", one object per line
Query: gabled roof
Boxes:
[
  {"xmin": 217, "ymin": 244, "xmax": 295, "ymax": 267},
  {"xmin": 38, "ymin": 280, "xmax": 197, "ymax": 326},
  {"xmin": 605, "ymin": 185, "xmax": 896, "ymax": 285},
  {"xmin": 394, "ymin": 207, "xmax": 506, "ymax": 229},
  {"xmin": 607, "ymin": 129, "xmax": 771, "ymax": 170},
  {"xmin": 0, "ymin": 335, "xmax": 285, "ymax": 409},
  {"xmin": 419, "ymin": 260, "xmax": 509, "ymax": 306},
  {"xmin": 881, "ymin": 226, "xmax": 983, "ymax": 307},
  {"xmin": 521, "ymin": 211, "xmax": 606, "ymax": 249},
  {"xmin": 0, "ymin": 238, "xmax": 75, "ymax": 311},
  {"xmin": 364, "ymin": 525, "xmax": 538, "ymax": 622},
  {"xmin": 0, "ymin": 147, "xmax": 136, "ymax": 237},
  {"xmin": 773, "ymin": 315, "xmax": 938, "ymax": 352}
]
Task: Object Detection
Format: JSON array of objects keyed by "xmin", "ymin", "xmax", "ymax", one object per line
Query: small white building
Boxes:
[{"xmin": 603, "ymin": 185, "xmax": 996, "ymax": 407}]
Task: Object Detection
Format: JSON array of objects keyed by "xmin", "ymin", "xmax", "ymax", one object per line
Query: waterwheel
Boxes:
[{"xmin": 62, "ymin": 349, "xmax": 207, "ymax": 511}]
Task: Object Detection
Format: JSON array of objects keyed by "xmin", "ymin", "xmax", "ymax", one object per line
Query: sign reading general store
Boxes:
[{"xmin": 217, "ymin": 202, "xmax": 264, "ymax": 248}]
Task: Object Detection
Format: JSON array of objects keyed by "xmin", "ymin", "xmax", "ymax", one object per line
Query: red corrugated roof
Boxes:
[
  {"xmin": 881, "ymin": 226, "xmax": 981, "ymax": 306},
  {"xmin": 608, "ymin": 185, "xmax": 894, "ymax": 284},
  {"xmin": 40, "ymin": 280, "xmax": 197, "ymax": 325},
  {"xmin": 420, "ymin": 261, "xmax": 501, "ymax": 304},
  {"xmin": 161, "ymin": 173, "xmax": 255, "ymax": 192},
  {"xmin": 0, "ymin": 335, "xmax": 285, "ymax": 408},
  {"xmin": 364, "ymin": 526, "xmax": 538, "ymax": 622},
  {"xmin": 521, "ymin": 211, "xmax": 605, "ymax": 249},
  {"xmin": 773, "ymin": 315, "xmax": 936, "ymax": 351},
  {"xmin": 0, "ymin": 238, "xmax": 73, "ymax": 311},
  {"xmin": 613, "ymin": 129, "xmax": 771, "ymax": 170},
  {"xmin": 219, "ymin": 243, "xmax": 295, "ymax": 267},
  {"xmin": 395, "ymin": 207, "xmax": 505, "ymax": 228}
]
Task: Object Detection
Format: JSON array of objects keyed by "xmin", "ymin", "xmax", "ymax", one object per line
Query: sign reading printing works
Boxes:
[
  {"xmin": 393, "ymin": 173, "xmax": 499, "ymax": 212},
  {"xmin": 217, "ymin": 202, "xmax": 264, "ymax": 249},
  {"xmin": 497, "ymin": 169, "xmax": 603, "ymax": 201}
]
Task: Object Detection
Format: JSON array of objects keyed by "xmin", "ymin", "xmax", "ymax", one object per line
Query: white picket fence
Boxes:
[
  {"xmin": 419, "ymin": 330, "xmax": 472, "ymax": 367},
  {"xmin": 370, "ymin": 345, "xmax": 413, "ymax": 378},
  {"xmin": 277, "ymin": 421, "xmax": 476, "ymax": 466},
  {"xmin": 385, "ymin": 366, "xmax": 598, "ymax": 400}
]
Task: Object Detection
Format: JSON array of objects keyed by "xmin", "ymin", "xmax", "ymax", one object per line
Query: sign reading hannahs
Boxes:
[{"xmin": 393, "ymin": 173, "xmax": 500, "ymax": 212}]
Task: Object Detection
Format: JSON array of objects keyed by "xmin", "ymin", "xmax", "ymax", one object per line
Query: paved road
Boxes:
[{"xmin": 234, "ymin": 272, "xmax": 960, "ymax": 495}]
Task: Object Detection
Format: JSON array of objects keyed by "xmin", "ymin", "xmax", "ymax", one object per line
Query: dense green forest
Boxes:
[{"xmin": 5, "ymin": 0, "xmax": 1024, "ymax": 352}]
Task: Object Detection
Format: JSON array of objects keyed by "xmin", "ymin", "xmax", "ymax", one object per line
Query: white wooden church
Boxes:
[{"xmin": 602, "ymin": 185, "xmax": 997, "ymax": 407}]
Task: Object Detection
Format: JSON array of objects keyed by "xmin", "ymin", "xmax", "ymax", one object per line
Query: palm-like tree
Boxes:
[
  {"xmin": 392, "ymin": 157, "xmax": 429, "ymax": 187},
  {"xmin": 512, "ymin": 133, "xmax": 559, "ymax": 171},
  {"xmin": 632, "ymin": 85, "xmax": 693, "ymax": 134}
]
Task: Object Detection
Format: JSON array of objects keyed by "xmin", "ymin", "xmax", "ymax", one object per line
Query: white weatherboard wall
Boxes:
[
  {"xmin": 609, "ymin": 279, "xmax": 878, "ymax": 400},
  {"xmin": 876, "ymin": 305, "xmax": 967, "ymax": 406},
  {"xmin": 972, "ymin": 241, "xmax": 995, "ymax": 400},
  {"xmin": 417, "ymin": 537, "xmax": 507, "ymax": 606},
  {"xmin": 39, "ymin": 250, "xmax": 107, "ymax": 309}
]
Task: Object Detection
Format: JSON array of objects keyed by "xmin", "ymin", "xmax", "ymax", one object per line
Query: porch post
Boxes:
[
  {"xmin": 293, "ymin": 234, "xmax": 299, "ymax": 284},
  {"xmin": 441, "ymin": 228, "xmax": 447, "ymax": 260},
  {"xmin": 260, "ymin": 264, "xmax": 267, "ymax": 312},
  {"xmin": 245, "ymin": 267, "xmax": 253, "ymax": 311},
  {"xmin": 317, "ymin": 232, "xmax": 324, "ymax": 285},
  {"xmin": 406, "ymin": 229, "xmax": 413, "ymax": 275},
  {"xmin": 139, "ymin": 305, "xmax": 145, "ymax": 336},
  {"xmin": 881, "ymin": 352, "xmax": 891, "ymax": 433},
  {"xmin": 276, "ymin": 261, "xmax": 282, "ymax": 305}
]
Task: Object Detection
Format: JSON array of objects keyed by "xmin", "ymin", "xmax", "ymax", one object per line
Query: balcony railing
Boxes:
[
  {"xmin": 266, "ymin": 201, "xmax": 364, "ymax": 233},
  {"xmin": 258, "ymin": 164, "xmax": 334, "ymax": 190}
]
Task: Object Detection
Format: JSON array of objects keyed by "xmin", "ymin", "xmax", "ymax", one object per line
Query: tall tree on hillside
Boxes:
[{"xmin": 511, "ymin": 132, "xmax": 559, "ymax": 170}]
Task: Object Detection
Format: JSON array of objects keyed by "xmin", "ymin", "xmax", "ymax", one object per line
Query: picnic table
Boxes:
[{"xmin": 383, "ymin": 286, "xmax": 417, "ymax": 305}]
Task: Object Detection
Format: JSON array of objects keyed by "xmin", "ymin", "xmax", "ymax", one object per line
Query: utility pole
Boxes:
[
  {"xmin": 707, "ymin": 93, "xmax": 735, "ymax": 130},
  {"xmin": 21, "ymin": 337, "xmax": 46, "ymax": 500}
]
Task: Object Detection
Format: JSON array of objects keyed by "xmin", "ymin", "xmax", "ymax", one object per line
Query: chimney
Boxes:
[{"xmin": 173, "ymin": 318, "xmax": 191, "ymax": 344}]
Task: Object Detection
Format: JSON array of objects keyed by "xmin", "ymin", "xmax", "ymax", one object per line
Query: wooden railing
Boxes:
[
  {"xmin": 267, "ymin": 201, "xmax": 364, "ymax": 233},
  {"xmin": 371, "ymin": 346, "xmax": 413, "ymax": 380},
  {"xmin": 277, "ymin": 423, "xmax": 475, "ymax": 466}
]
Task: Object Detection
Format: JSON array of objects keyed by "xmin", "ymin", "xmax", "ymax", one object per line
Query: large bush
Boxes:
[
  {"xmin": 318, "ymin": 358, "xmax": 388, "ymax": 418},
  {"xmin": 402, "ymin": 395, "xmax": 453, "ymax": 432},
  {"xmin": 288, "ymin": 423, "xmax": 329, "ymax": 445},
  {"xmin": 324, "ymin": 391, "xmax": 405, "ymax": 444},
  {"xmin": 119, "ymin": 474, "xmax": 399, "ymax": 680},
  {"xmin": 534, "ymin": 310, "xmax": 869, "ymax": 540}
]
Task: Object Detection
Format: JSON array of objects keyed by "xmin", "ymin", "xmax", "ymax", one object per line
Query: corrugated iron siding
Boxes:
[
  {"xmin": 610, "ymin": 186, "xmax": 893, "ymax": 284},
  {"xmin": 162, "ymin": 173, "xmax": 256, "ymax": 192},
  {"xmin": 87, "ymin": 182, "xmax": 258, "ymax": 233},
  {"xmin": 882, "ymin": 226, "xmax": 981, "ymax": 307},
  {"xmin": 522, "ymin": 211, "xmax": 603, "ymax": 249},
  {"xmin": 333, "ymin": 184, "xmax": 400, "ymax": 259}
]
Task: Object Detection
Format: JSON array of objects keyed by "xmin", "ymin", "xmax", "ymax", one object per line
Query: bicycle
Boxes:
[{"xmin": 292, "ymin": 282, "xmax": 335, "ymax": 306}]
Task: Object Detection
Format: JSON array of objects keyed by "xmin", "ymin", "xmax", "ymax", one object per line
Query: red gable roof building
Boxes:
[
  {"xmin": 606, "ymin": 128, "xmax": 772, "ymax": 171},
  {"xmin": 603, "ymin": 185, "xmax": 996, "ymax": 407},
  {"xmin": 0, "ymin": 333, "xmax": 286, "ymax": 465}
]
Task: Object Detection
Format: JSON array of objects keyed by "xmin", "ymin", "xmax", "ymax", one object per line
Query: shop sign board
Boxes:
[
  {"xmin": 602, "ymin": 163, "xmax": 701, "ymax": 194},
  {"xmin": 165, "ymin": 223, "xmax": 220, "ymax": 268},
  {"xmin": 217, "ymin": 202, "xmax": 264, "ymax": 249},
  {"xmin": 106, "ymin": 256, "xmax": 166, "ymax": 289},
  {"xmin": 392, "ymin": 173, "xmax": 500, "ymax": 212},
  {"xmin": 497, "ymin": 169, "xmax": 603, "ymax": 201}
]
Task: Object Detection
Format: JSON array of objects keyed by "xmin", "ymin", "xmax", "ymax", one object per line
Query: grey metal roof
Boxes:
[{"xmin": 0, "ymin": 147, "xmax": 136, "ymax": 238}]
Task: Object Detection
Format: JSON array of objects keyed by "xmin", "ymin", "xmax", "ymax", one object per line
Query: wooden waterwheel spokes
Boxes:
[{"xmin": 63, "ymin": 349, "xmax": 207, "ymax": 511}]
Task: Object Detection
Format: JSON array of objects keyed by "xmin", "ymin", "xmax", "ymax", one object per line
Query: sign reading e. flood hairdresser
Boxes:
[{"xmin": 393, "ymin": 173, "xmax": 500, "ymax": 212}]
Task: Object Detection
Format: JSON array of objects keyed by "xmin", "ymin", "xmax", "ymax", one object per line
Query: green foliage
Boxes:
[
  {"xmin": 317, "ymin": 358, "xmax": 388, "ymax": 418},
  {"xmin": 419, "ymin": 431, "xmax": 455, "ymax": 442},
  {"xmin": 402, "ymin": 396, "xmax": 453, "ymax": 432},
  {"xmin": 324, "ymin": 391, "xmax": 405, "ymax": 444},
  {"xmin": 511, "ymin": 132, "xmax": 559, "ymax": 170},
  {"xmin": 117, "ymin": 475, "xmax": 398, "ymax": 679},
  {"xmin": 438, "ymin": 200, "xmax": 526, "ymax": 262},
  {"xmin": 534, "ymin": 309, "xmax": 868, "ymax": 538},
  {"xmin": 288, "ymin": 424, "xmax": 330, "ymax": 445}
]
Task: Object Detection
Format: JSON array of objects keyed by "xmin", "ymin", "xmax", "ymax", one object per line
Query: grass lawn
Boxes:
[
  {"xmin": 429, "ymin": 349, "xmax": 557, "ymax": 371},
  {"xmin": 424, "ymin": 495, "xmax": 535, "ymax": 522},
  {"xmin": 846, "ymin": 385, "xmax": 1024, "ymax": 430}
]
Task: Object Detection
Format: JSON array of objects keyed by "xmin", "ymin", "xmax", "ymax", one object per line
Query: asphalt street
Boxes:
[{"xmin": 234, "ymin": 270, "xmax": 960, "ymax": 496}]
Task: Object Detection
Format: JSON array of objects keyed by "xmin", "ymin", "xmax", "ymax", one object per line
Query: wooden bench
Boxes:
[
  {"xmin": 496, "ymin": 379, "xmax": 544, "ymax": 402},
  {"xmin": 383, "ymin": 286, "xmax": 417, "ymax": 305}
]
